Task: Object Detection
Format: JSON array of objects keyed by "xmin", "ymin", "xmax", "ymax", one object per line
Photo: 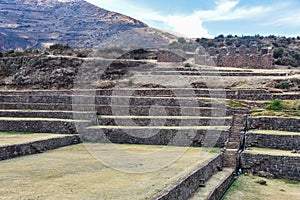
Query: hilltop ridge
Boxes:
[{"xmin": 0, "ymin": 0, "xmax": 176, "ymax": 50}]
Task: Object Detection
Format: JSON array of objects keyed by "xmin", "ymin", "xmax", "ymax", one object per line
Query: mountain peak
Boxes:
[{"xmin": 0, "ymin": 0, "xmax": 174, "ymax": 50}]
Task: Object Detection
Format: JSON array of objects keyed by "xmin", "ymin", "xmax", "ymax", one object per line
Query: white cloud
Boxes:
[
  {"xmin": 86, "ymin": 0, "xmax": 295, "ymax": 38},
  {"xmin": 165, "ymin": 15, "xmax": 212, "ymax": 38},
  {"xmin": 195, "ymin": 0, "xmax": 273, "ymax": 21},
  {"xmin": 215, "ymin": 0, "xmax": 239, "ymax": 11},
  {"xmin": 263, "ymin": 8, "xmax": 300, "ymax": 28},
  {"xmin": 86, "ymin": 0, "xmax": 213, "ymax": 38}
]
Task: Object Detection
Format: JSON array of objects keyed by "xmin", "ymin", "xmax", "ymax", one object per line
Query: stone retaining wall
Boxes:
[
  {"xmin": 154, "ymin": 154, "xmax": 223, "ymax": 200},
  {"xmin": 241, "ymin": 153, "xmax": 300, "ymax": 181},
  {"xmin": 246, "ymin": 133, "xmax": 300, "ymax": 150},
  {"xmin": 0, "ymin": 120, "xmax": 89, "ymax": 134},
  {"xmin": 97, "ymin": 105, "xmax": 232, "ymax": 117},
  {"xmin": 99, "ymin": 117, "xmax": 232, "ymax": 127},
  {"xmin": 249, "ymin": 117, "xmax": 300, "ymax": 132},
  {"xmin": 206, "ymin": 169, "xmax": 235, "ymax": 200},
  {"xmin": 1, "ymin": 89, "xmax": 299, "ymax": 101},
  {"xmin": 83, "ymin": 129, "xmax": 230, "ymax": 147},
  {"xmin": 0, "ymin": 135, "xmax": 82, "ymax": 160}
]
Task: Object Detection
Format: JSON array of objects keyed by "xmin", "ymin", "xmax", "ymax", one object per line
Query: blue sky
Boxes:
[{"xmin": 86, "ymin": 0, "xmax": 300, "ymax": 38}]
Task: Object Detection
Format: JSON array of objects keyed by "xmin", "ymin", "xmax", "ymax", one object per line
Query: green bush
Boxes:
[
  {"xmin": 275, "ymin": 81, "xmax": 293, "ymax": 90},
  {"xmin": 184, "ymin": 63, "xmax": 192, "ymax": 67},
  {"xmin": 266, "ymin": 99, "xmax": 283, "ymax": 111},
  {"xmin": 273, "ymin": 48, "xmax": 284, "ymax": 59},
  {"xmin": 49, "ymin": 44, "xmax": 71, "ymax": 51}
]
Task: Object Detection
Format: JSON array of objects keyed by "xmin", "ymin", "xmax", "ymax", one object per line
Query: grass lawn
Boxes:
[
  {"xmin": 224, "ymin": 174, "xmax": 300, "ymax": 200},
  {"xmin": 0, "ymin": 133, "xmax": 71, "ymax": 147},
  {"xmin": 0, "ymin": 143, "xmax": 219, "ymax": 200}
]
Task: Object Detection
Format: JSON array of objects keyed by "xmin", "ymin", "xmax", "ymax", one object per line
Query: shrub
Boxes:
[
  {"xmin": 49, "ymin": 44, "xmax": 71, "ymax": 51},
  {"xmin": 275, "ymin": 80, "xmax": 293, "ymax": 90},
  {"xmin": 266, "ymin": 99, "xmax": 283, "ymax": 111},
  {"xmin": 184, "ymin": 63, "xmax": 192, "ymax": 67},
  {"xmin": 273, "ymin": 48, "xmax": 284, "ymax": 59}
]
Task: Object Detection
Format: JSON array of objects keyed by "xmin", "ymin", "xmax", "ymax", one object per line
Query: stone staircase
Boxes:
[{"xmin": 222, "ymin": 109, "xmax": 248, "ymax": 169}]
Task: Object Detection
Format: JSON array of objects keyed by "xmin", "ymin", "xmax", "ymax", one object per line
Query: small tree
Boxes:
[
  {"xmin": 178, "ymin": 37, "xmax": 186, "ymax": 44},
  {"xmin": 273, "ymin": 48, "xmax": 284, "ymax": 59}
]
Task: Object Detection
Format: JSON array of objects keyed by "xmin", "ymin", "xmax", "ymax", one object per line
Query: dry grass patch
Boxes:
[
  {"xmin": 248, "ymin": 129, "xmax": 300, "ymax": 136},
  {"xmin": 88, "ymin": 125, "xmax": 230, "ymax": 130},
  {"xmin": 245, "ymin": 147, "xmax": 300, "ymax": 157},
  {"xmin": 0, "ymin": 117, "xmax": 89, "ymax": 122},
  {"xmin": 0, "ymin": 144, "xmax": 219, "ymax": 200},
  {"xmin": 0, "ymin": 133, "xmax": 70, "ymax": 147}
]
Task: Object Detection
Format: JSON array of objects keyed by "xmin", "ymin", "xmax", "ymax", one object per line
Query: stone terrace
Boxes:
[{"xmin": 0, "ymin": 60, "xmax": 299, "ymax": 199}]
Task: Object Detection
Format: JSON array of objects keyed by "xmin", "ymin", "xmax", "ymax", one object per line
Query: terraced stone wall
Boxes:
[
  {"xmin": 0, "ymin": 135, "xmax": 82, "ymax": 160},
  {"xmin": 249, "ymin": 117, "xmax": 300, "ymax": 132},
  {"xmin": 0, "ymin": 120, "xmax": 84, "ymax": 134},
  {"xmin": 246, "ymin": 133, "xmax": 300, "ymax": 150},
  {"xmin": 155, "ymin": 154, "xmax": 223, "ymax": 200},
  {"xmin": 205, "ymin": 171, "xmax": 235, "ymax": 200},
  {"xmin": 241, "ymin": 153, "xmax": 300, "ymax": 181},
  {"xmin": 85, "ymin": 129, "xmax": 230, "ymax": 147}
]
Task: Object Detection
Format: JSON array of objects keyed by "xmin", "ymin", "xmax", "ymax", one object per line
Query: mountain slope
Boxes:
[{"xmin": 0, "ymin": 0, "xmax": 176, "ymax": 50}]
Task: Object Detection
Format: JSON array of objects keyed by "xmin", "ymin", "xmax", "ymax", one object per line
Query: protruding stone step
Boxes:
[{"xmin": 223, "ymin": 149, "xmax": 239, "ymax": 168}]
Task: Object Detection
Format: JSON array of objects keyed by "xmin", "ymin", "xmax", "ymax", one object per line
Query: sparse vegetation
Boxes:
[
  {"xmin": 265, "ymin": 99, "xmax": 300, "ymax": 112},
  {"xmin": 266, "ymin": 99, "xmax": 284, "ymax": 111},
  {"xmin": 227, "ymin": 100, "xmax": 249, "ymax": 108},
  {"xmin": 275, "ymin": 80, "xmax": 294, "ymax": 90},
  {"xmin": 252, "ymin": 100, "xmax": 300, "ymax": 117}
]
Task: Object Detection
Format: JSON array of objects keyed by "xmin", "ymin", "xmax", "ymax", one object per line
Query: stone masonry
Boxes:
[{"xmin": 196, "ymin": 45, "xmax": 273, "ymax": 69}]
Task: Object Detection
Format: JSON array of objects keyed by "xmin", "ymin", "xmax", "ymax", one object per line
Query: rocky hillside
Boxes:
[{"xmin": 0, "ymin": 0, "xmax": 176, "ymax": 50}]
